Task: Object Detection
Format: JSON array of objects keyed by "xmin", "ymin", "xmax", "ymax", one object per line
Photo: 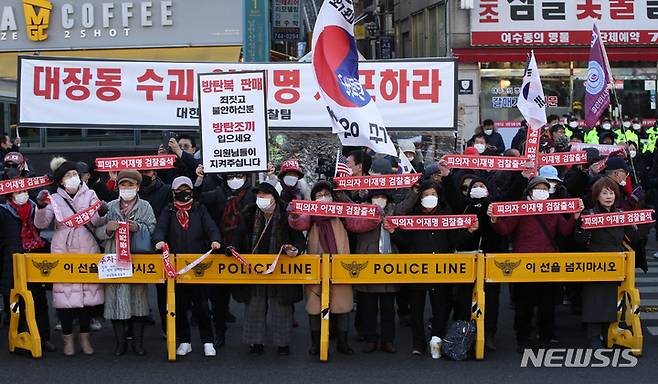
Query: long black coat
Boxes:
[
  {"xmin": 152, "ymin": 202, "xmax": 222, "ymax": 254},
  {"xmin": 201, "ymin": 183, "xmax": 256, "ymax": 242},
  {"xmin": 139, "ymin": 179, "xmax": 172, "ymax": 217},
  {"xmin": 574, "ymin": 205, "xmax": 648, "ymax": 322}
]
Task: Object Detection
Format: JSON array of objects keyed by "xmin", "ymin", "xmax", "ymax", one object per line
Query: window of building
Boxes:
[
  {"xmin": 411, "ymin": 12, "xmax": 424, "ymax": 57},
  {"xmin": 428, "ymin": 5, "xmax": 446, "ymax": 57}
]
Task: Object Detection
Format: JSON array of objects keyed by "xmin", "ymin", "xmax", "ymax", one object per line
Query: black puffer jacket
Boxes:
[{"xmin": 152, "ymin": 201, "xmax": 222, "ymax": 254}]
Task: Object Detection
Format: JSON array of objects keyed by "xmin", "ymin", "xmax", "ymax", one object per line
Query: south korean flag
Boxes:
[{"xmin": 516, "ymin": 51, "xmax": 547, "ymax": 129}]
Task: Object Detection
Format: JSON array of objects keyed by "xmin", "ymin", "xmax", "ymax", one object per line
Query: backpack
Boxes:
[{"xmin": 440, "ymin": 320, "xmax": 476, "ymax": 361}]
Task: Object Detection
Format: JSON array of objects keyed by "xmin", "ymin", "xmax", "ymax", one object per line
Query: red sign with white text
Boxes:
[
  {"xmin": 116, "ymin": 221, "xmax": 131, "ymax": 269},
  {"xmin": 581, "ymin": 210, "xmax": 655, "ymax": 229},
  {"xmin": 290, "ymin": 200, "xmax": 380, "ymax": 219},
  {"xmin": 386, "ymin": 215, "xmax": 477, "ymax": 230},
  {"xmin": 443, "ymin": 155, "xmax": 527, "ymax": 171},
  {"xmin": 538, "ymin": 151, "xmax": 588, "ymax": 167},
  {"xmin": 95, "ymin": 155, "xmax": 177, "ymax": 171},
  {"xmin": 333, "ymin": 174, "xmax": 422, "ymax": 190},
  {"xmin": 490, "ymin": 198, "xmax": 581, "ymax": 217},
  {"xmin": 0, "ymin": 176, "xmax": 51, "ymax": 195}
]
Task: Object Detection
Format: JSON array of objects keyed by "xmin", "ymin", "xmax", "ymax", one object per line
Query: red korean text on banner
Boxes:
[
  {"xmin": 0, "ymin": 176, "xmax": 52, "ymax": 195},
  {"xmin": 95, "ymin": 155, "xmax": 177, "ymax": 171},
  {"xmin": 161, "ymin": 243, "xmax": 176, "ymax": 278},
  {"xmin": 116, "ymin": 221, "xmax": 131, "ymax": 269},
  {"xmin": 581, "ymin": 210, "xmax": 655, "ymax": 229},
  {"xmin": 333, "ymin": 174, "xmax": 422, "ymax": 190},
  {"xmin": 442, "ymin": 155, "xmax": 527, "ymax": 171},
  {"xmin": 490, "ymin": 198, "xmax": 581, "ymax": 217},
  {"xmin": 290, "ymin": 200, "xmax": 381, "ymax": 219},
  {"xmin": 48, "ymin": 194, "xmax": 103, "ymax": 228},
  {"xmin": 538, "ymin": 151, "xmax": 589, "ymax": 167},
  {"xmin": 386, "ymin": 215, "xmax": 478, "ymax": 230}
]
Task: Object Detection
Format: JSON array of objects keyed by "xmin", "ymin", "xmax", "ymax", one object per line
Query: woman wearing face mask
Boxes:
[
  {"xmin": 34, "ymin": 157, "xmax": 107, "ymax": 356},
  {"xmin": 0, "ymin": 187, "xmax": 54, "ymax": 353},
  {"xmin": 198, "ymin": 171, "xmax": 256, "ymax": 348},
  {"xmin": 352, "ymin": 190, "xmax": 401, "ymax": 354},
  {"xmin": 288, "ymin": 181, "xmax": 380, "ymax": 356},
  {"xmin": 390, "ymin": 181, "xmax": 478, "ymax": 355},
  {"xmin": 277, "ymin": 159, "xmax": 311, "ymax": 204},
  {"xmin": 95, "ymin": 171, "xmax": 156, "ymax": 356},
  {"xmin": 487, "ymin": 176, "xmax": 583, "ymax": 352},
  {"xmin": 153, "ymin": 176, "xmax": 222, "ymax": 357},
  {"xmin": 229, "ymin": 182, "xmax": 305, "ymax": 356}
]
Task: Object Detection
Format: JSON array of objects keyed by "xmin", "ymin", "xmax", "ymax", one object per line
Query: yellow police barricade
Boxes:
[
  {"xmin": 172, "ymin": 254, "xmax": 329, "ymax": 361},
  {"xmin": 9, "ymin": 253, "xmax": 165, "ymax": 358},
  {"xmin": 331, "ymin": 253, "xmax": 486, "ymax": 360},
  {"xmin": 485, "ymin": 249, "xmax": 642, "ymax": 355}
]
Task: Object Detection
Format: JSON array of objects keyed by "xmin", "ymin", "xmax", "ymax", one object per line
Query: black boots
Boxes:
[
  {"xmin": 308, "ymin": 315, "xmax": 321, "ymax": 355},
  {"xmin": 131, "ymin": 318, "xmax": 146, "ymax": 356},
  {"xmin": 335, "ymin": 313, "xmax": 354, "ymax": 355},
  {"xmin": 112, "ymin": 320, "xmax": 128, "ymax": 356}
]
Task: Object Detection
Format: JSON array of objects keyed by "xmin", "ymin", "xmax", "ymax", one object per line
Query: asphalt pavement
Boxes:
[{"xmin": 1, "ymin": 241, "xmax": 658, "ymax": 384}]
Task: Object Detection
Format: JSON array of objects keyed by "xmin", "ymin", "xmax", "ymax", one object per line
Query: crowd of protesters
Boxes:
[{"xmin": 0, "ymin": 115, "xmax": 655, "ymax": 358}]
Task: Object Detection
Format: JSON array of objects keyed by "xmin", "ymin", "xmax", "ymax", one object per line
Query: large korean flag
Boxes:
[
  {"xmin": 312, "ymin": 0, "xmax": 396, "ymax": 156},
  {"xmin": 516, "ymin": 51, "xmax": 547, "ymax": 129}
]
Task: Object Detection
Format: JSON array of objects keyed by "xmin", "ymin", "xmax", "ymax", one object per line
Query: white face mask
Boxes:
[
  {"xmin": 548, "ymin": 182, "xmax": 556, "ymax": 194},
  {"xmin": 619, "ymin": 179, "xmax": 627, "ymax": 187},
  {"xmin": 64, "ymin": 175, "xmax": 81, "ymax": 192},
  {"xmin": 119, "ymin": 188, "xmax": 137, "ymax": 201},
  {"xmin": 484, "ymin": 129, "xmax": 493, "ymax": 135},
  {"xmin": 256, "ymin": 197, "xmax": 273, "ymax": 211},
  {"xmin": 633, "ymin": 123, "xmax": 641, "ymax": 130},
  {"xmin": 569, "ymin": 121, "xmax": 578, "ymax": 128},
  {"xmin": 531, "ymin": 189, "xmax": 550, "ymax": 201},
  {"xmin": 602, "ymin": 123, "xmax": 612, "ymax": 130},
  {"xmin": 283, "ymin": 175, "xmax": 299, "ymax": 187},
  {"xmin": 227, "ymin": 177, "xmax": 245, "ymax": 190},
  {"xmin": 474, "ymin": 143, "xmax": 486, "ymax": 154},
  {"xmin": 469, "ymin": 187, "xmax": 489, "ymax": 199},
  {"xmin": 406, "ymin": 154, "xmax": 415, "ymax": 161},
  {"xmin": 13, "ymin": 191, "xmax": 29, "ymax": 205},
  {"xmin": 421, "ymin": 195, "xmax": 439, "ymax": 209},
  {"xmin": 623, "ymin": 121, "xmax": 631, "ymax": 128},
  {"xmin": 371, "ymin": 197, "xmax": 388, "ymax": 209},
  {"xmin": 629, "ymin": 150, "xmax": 637, "ymax": 158},
  {"xmin": 316, "ymin": 195, "xmax": 333, "ymax": 203}
]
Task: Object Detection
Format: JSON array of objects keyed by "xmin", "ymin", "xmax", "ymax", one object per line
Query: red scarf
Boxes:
[
  {"xmin": 9, "ymin": 201, "xmax": 46, "ymax": 251},
  {"xmin": 222, "ymin": 188, "xmax": 248, "ymax": 243},
  {"xmin": 174, "ymin": 200, "xmax": 193, "ymax": 230}
]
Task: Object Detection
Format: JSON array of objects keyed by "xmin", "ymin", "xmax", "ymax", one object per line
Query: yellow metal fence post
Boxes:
[
  {"xmin": 472, "ymin": 253, "xmax": 485, "ymax": 360},
  {"xmin": 319, "ymin": 253, "xmax": 330, "ymax": 362},
  {"xmin": 8, "ymin": 253, "xmax": 41, "ymax": 358},
  {"xmin": 608, "ymin": 248, "xmax": 643, "ymax": 355},
  {"xmin": 166, "ymin": 275, "xmax": 177, "ymax": 361}
]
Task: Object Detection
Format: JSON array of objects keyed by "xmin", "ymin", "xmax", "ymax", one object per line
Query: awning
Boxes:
[
  {"xmin": 452, "ymin": 47, "xmax": 658, "ymax": 63},
  {"xmin": 0, "ymin": 46, "xmax": 242, "ymax": 80}
]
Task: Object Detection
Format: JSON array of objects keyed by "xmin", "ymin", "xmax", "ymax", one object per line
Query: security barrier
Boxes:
[
  {"xmin": 10, "ymin": 249, "xmax": 642, "ymax": 360},
  {"xmin": 486, "ymin": 248, "xmax": 642, "ymax": 355},
  {"xmin": 332, "ymin": 253, "xmax": 485, "ymax": 360},
  {"xmin": 9, "ymin": 253, "xmax": 165, "ymax": 358}
]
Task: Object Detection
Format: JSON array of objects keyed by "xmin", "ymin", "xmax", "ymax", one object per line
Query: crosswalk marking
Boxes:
[
  {"xmin": 639, "ymin": 299, "xmax": 658, "ymax": 306},
  {"xmin": 647, "ymin": 327, "xmax": 658, "ymax": 336},
  {"xmin": 639, "ymin": 286, "xmax": 658, "ymax": 293},
  {"xmin": 640, "ymin": 312, "xmax": 658, "ymax": 320},
  {"xmin": 635, "ymin": 277, "xmax": 658, "ymax": 283}
]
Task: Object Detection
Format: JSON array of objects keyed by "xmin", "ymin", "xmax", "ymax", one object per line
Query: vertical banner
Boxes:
[
  {"xmin": 585, "ymin": 24, "xmax": 612, "ymax": 128},
  {"xmin": 243, "ymin": 0, "xmax": 270, "ymax": 62},
  {"xmin": 272, "ymin": 0, "xmax": 301, "ymax": 41},
  {"xmin": 198, "ymin": 71, "xmax": 269, "ymax": 173},
  {"xmin": 116, "ymin": 221, "xmax": 131, "ymax": 269}
]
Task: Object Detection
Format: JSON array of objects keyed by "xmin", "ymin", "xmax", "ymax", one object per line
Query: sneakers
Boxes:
[
  {"xmin": 90, "ymin": 318, "xmax": 103, "ymax": 332},
  {"xmin": 203, "ymin": 343, "xmax": 216, "ymax": 357},
  {"xmin": 176, "ymin": 343, "xmax": 192, "ymax": 356},
  {"xmin": 411, "ymin": 349, "xmax": 424, "ymax": 356},
  {"xmin": 653, "ymin": 251, "xmax": 658, "ymax": 260},
  {"xmin": 54, "ymin": 320, "xmax": 62, "ymax": 332}
]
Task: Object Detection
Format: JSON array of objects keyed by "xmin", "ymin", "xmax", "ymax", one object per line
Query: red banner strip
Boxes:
[
  {"xmin": 386, "ymin": 215, "xmax": 478, "ymax": 230},
  {"xmin": 48, "ymin": 194, "xmax": 103, "ymax": 228},
  {"xmin": 581, "ymin": 209, "xmax": 655, "ymax": 229},
  {"xmin": 333, "ymin": 174, "xmax": 421, "ymax": 190},
  {"xmin": 443, "ymin": 155, "xmax": 527, "ymax": 171},
  {"xmin": 95, "ymin": 155, "xmax": 177, "ymax": 171},
  {"xmin": 229, "ymin": 247, "xmax": 284, "ymax": 275},
  {"xmin": 538, "ymin": 151, "xmax": 589, "ymax": 167},
  {"xmin": 162, "ymin": 243, "xmax": 176, "ymax": 278},
  {"xmin": 0, "ymin": 176, "xmax": 52, "ymax": 195},
  {"xmin": 570, "ymin": 143, "xmax": 626, "ymax": 157},
  {"xmin": 524, "ymin": 124, "xmax": 543, "ymax": 176},
  {"xmin": 490, "ymin": 198, "xmax": 581, "ymax": 217},
  {"xmin": 116, "ymin": 221, "xmax": 131, "ymax": 269},
  {"xmin": 290, "ymin": 200, "xmax": 380, "ymax": 219}
]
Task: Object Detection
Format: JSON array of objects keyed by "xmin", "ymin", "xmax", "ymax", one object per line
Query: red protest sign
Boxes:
[
  {"xmin": 333, "ymin": 174, "xmax": 421, "ymax": 190},
  {"xmin": 116, "ymin": 221, "xmax": 131, "ymax": 269},
  {"xmin": 538, "ymin": 151, "xmax": 588, "ymax": 167},
  {"xmin": 0, "ymin": 176, "xmax": 52, "ymax": 195},
  {"xmin": 162, "ymin": 243, "xmax": 176, "ymax": 279},
  {"xmin": 570, "ymin": 143, "xmax": 626, "ymax": 157},
  {"xmin": 49, "ymin": 196, "xmax": 103, "ymax": 228},
  {"xmin": 290, "ymin": 200, "xmax": 380, "ymax": 219},
  {"xmin": 95, "ymin": 155, "xmax": 177, "ymax": 171},
  {"xmin": 524, "ymin": 125, "xmax": 543, "ymax": 176},
  {"xmin": 386, "ymin": 215, "xmax": 477, "ymax": 230},
  {"xmin": 442, "ymin": 155, "xmax": 527, "ymax": 171},
  {"xmin": 581, "ymin": 210, "xmax": 655, "ymax": 229},
  {"xmin": 490, "ymin": 198, "xmax": 581, "ymax": 217}
]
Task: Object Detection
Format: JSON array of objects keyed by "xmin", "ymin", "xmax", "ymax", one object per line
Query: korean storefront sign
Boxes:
[
  {"xmin": 18, "ymin": 56, "xmax": 456, "ymax": 131},
  {"xmin": 198, "ymin": 71, "xmax": 268, "ymax": 173},
  {"xmin": 471, "ymin": 0, "xmax": 658, "ymax": 46}
]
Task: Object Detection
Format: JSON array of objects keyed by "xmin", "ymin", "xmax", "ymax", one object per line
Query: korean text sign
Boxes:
[
  {"xmin": 18, "ymin": 56, "xmax": 456, "ymax": 131},
  {"xmin": 198, "ymin": 71, "xmax": 268, "ymax": 173}
]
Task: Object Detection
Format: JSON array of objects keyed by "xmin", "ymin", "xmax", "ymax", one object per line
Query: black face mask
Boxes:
[
  {"xmin": 141, "ymin": 176, "xmax": 153, "ymax": 187},
  {"xmin": 174, "ymin": 190, "xmax": 192, "ymax": 203},
  {"xmin": 4, "ymin": 167, "xmax": 20, "ymax": 179}
]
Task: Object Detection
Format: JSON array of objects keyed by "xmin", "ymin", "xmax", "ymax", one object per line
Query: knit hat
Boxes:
[
  {"xmin": 255, "ymin": 181, "xmax": 280, "ymax": 201},
  {"xmin": 76, "ymin": 161, "xmax": 90, "ymax": 175},
  {"xmin": 423, "ymin": 161, "xmax": 440, "ymax": 177},
  {"xmin": 311, "ymin": 180, "xmax": 334, "ymax": 200},
  {"xmin": 51, "ymin": 157, "xmax": 79, "ymax": 186},
  {"xmin": 118, "ymin": 170, "xmax": 143, "ymax": 185},
  {"xmin": 369, "ymin": 158, "xmax": 394, "ymax": 175},
  {"xmin": 4, "ymin": 152, "xmax": 24, "ymax": 166},
  {"xmin": 584, "ymin": 147, "xmax": 601, "ymax": 165},
  {"xmin": 605, "ymin": 156, "xmax": 630, "ymax": 173},
  {"xmin": 526, "ymin": 176, "xmax": 550, "ymax": 192},
  {"xmin": 171, "ymin": 176, "xmax": 193, "ymax": 190},
  {"xmin": 398, "ymin": 140, "xmax": 416, "ymax": 154}
]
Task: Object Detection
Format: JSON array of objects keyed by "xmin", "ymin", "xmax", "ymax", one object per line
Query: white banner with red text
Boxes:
[
  {"xmin": 334, "ymin": 174, "xmax": 422, "ymax": 190},
  {"xmin": 18, "ymin": 56, "xmax": 456, "ymax": 131},
  {"xmin": 290, "ymin": 200, "xmax": 380, "ymax": 219},
  {"xmin": 490, "ymin": 198, "xmax": 581, "ymax": 217},
  {"xmin": 95, "ymin": 155, "xmax": 177, "ymax": 171},
  {"xmin": 386, "ymin": 215, "xmax": 477, "ymax": 230},
  {"xmin": 581, "ymin": 210, "xmax": 655, "ymax": 229}
]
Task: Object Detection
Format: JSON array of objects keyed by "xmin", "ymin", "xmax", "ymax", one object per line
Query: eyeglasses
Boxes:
[{"xmin": 180, "ymin": 144, "xmax": 192, "ymax": 150}]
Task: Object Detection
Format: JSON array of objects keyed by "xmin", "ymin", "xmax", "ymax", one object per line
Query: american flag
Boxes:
[{"xmin": 335, "ymin": 151, "xmax": 353, "ymax": 178}]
